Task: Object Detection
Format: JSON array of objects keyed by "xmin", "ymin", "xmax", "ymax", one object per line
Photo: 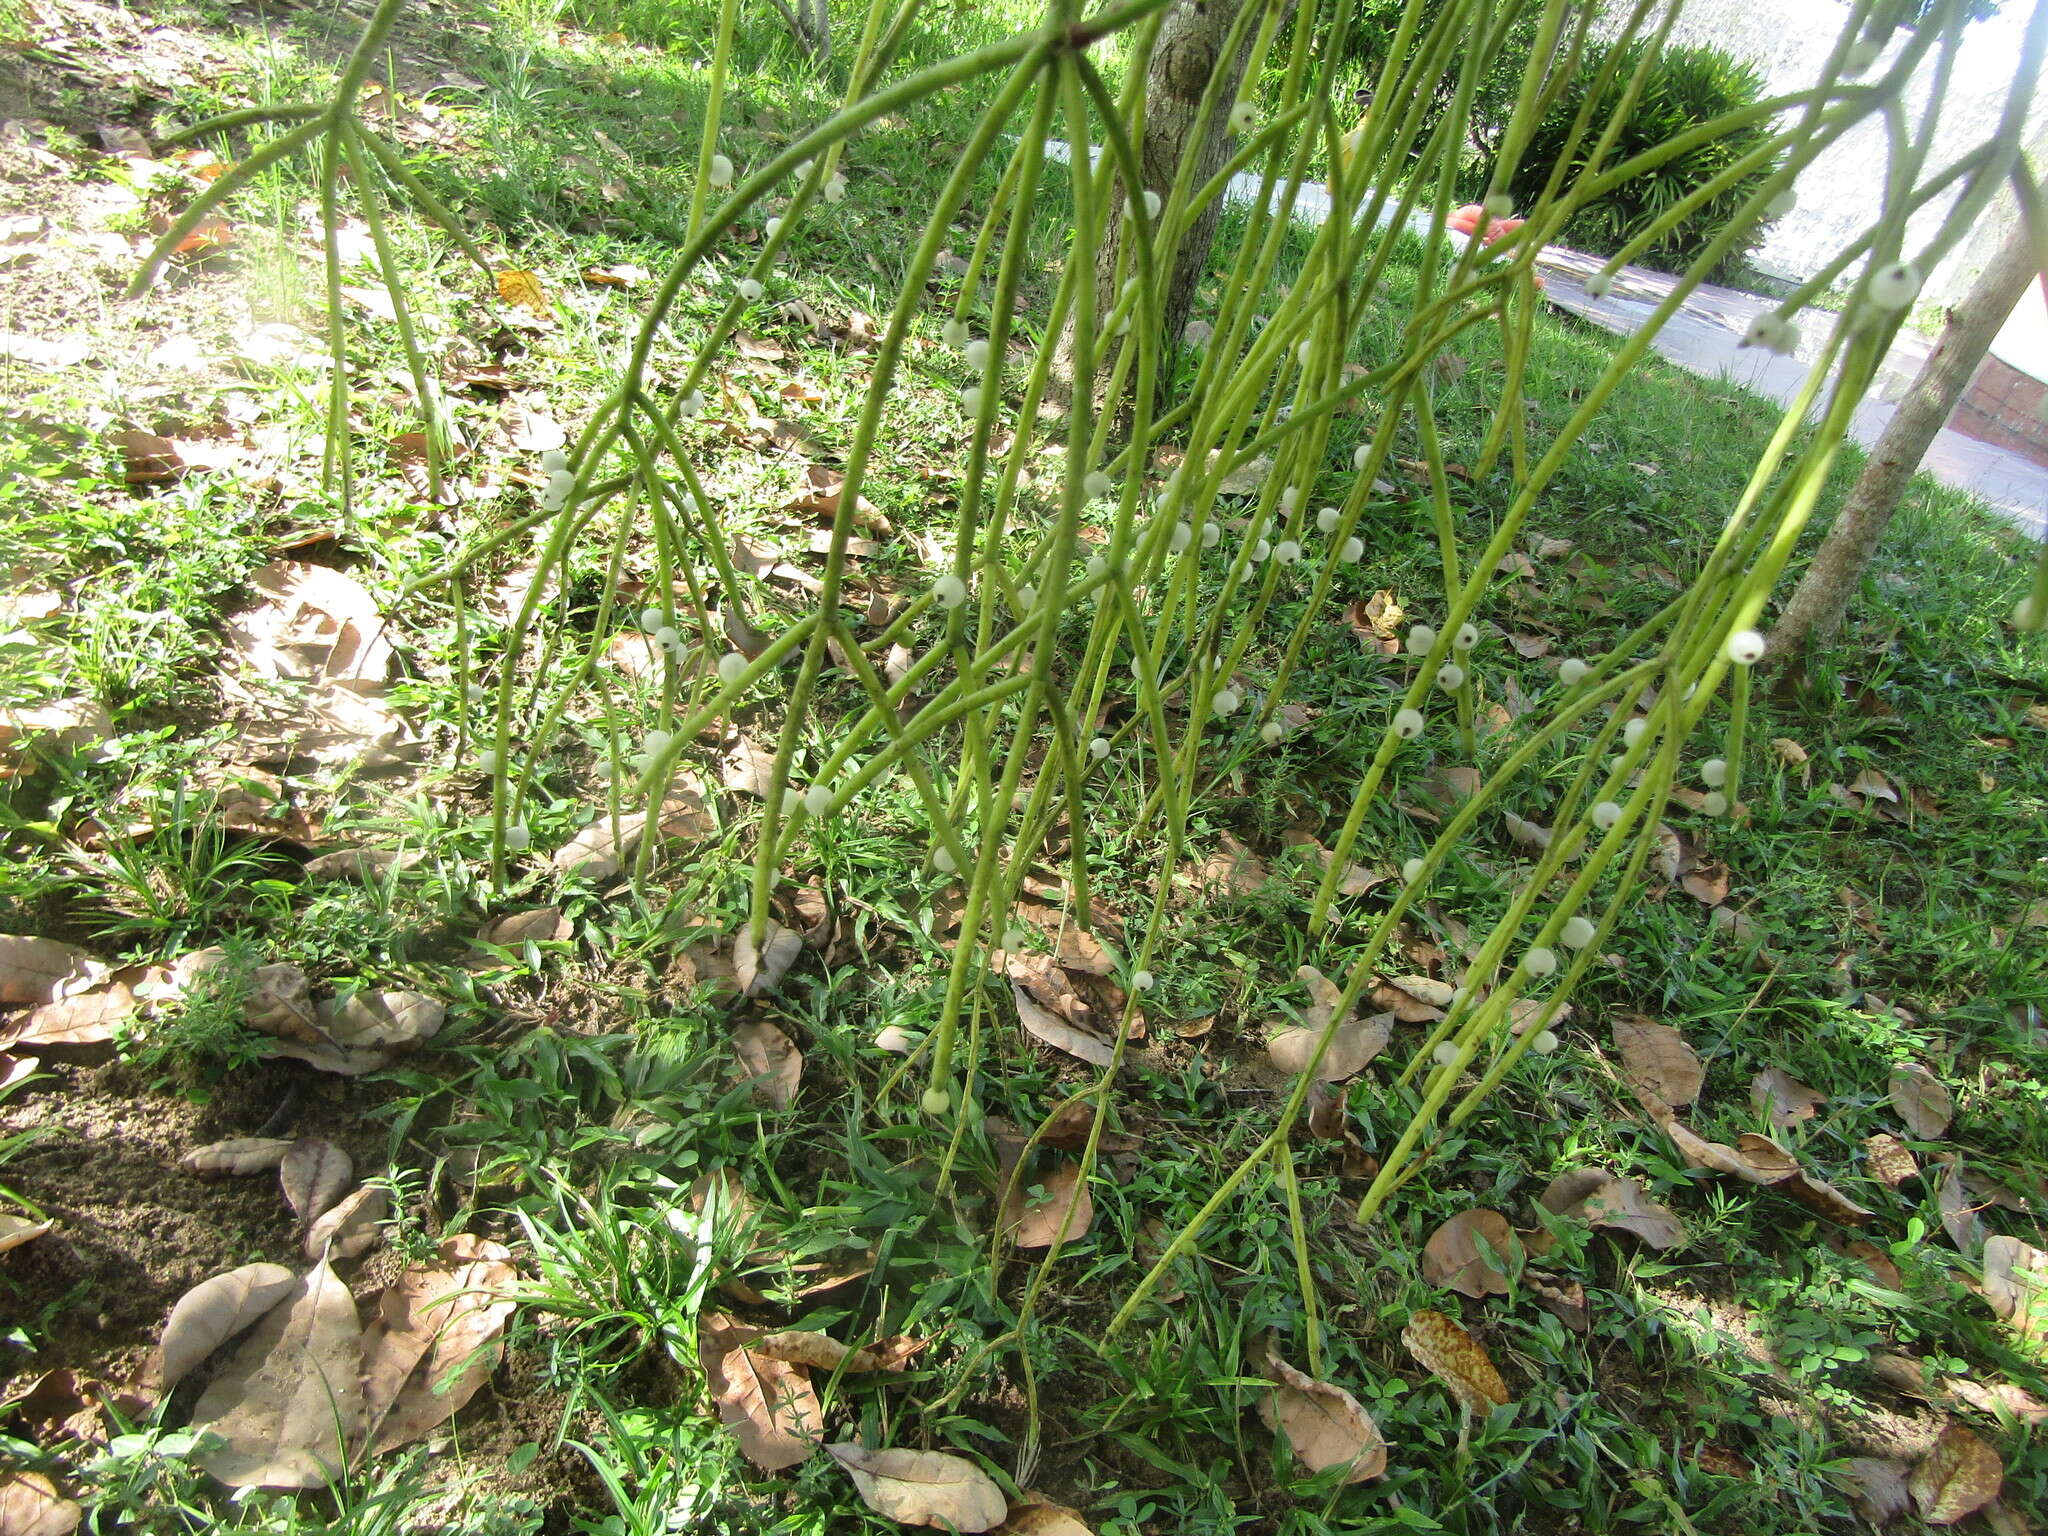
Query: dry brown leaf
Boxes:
[
  {"xmin": 1850, "ymin": 766, "xmax": 1899, "ymax": 804},
  {"xmin": 0, "ymin": 697, "xmax": 113, "ymax": 765},
  {"xmin": 1865, "ymin": 1132, "xmax": 1919, "ymax": 1188},
  {"xmin": 1401, "ymin": 1309, "xmax": 1510, "ymax": 1414},
  {"xmin": 1190, "ymin": 833, "xmax": 1269, "ymax": 899},
  {"xmin": 152, "ymin": 1263, "xmax": 298, "ymax": 1391},
  {"xmin": 0, "ymin": 982, "xmax": 133, "ymax": 1054},
  {"xmin": 1373, "ymin": 975, "xmax": 1451, "ymax": 1023},
  {"xmin": 0, "ymin": 1472, "xmax": 81, "ymax": 1536},
  {"xmin": 244, "ymin": 963, "xmax": 321, "ymax": 1045},
  {"xmin": 0, "ymin": 936, "xmax": 105, "ymax": 1006},
  {"xmin": 1638, "ymin": 1092, "xmax": 1871, "ymax": 1226},
  {"xmin": 1889, "ymin": 1063, "xmax": 1953, "ymax": 1140},
  {"xmin": 1267, "ymin": 966, "xmax": 1390, "ymax": 1080},
  {"xmin": 700, "ymin": 1312, "xmax": 824, "ymax": 1471},
  {"xmin": 1422, "ymin": 1210, "xmax": 1517, "ymax": 1298},
  {"xmin": 0, "ymin": 1213, "xmax": 52, "ymax": 1253},
  {"xmin": 551, "ymin": 793, "xmax": 716, "ymax": 879},
  {"xmin": 1002, "ymin": 1158, "xmax": 1094, "ymax": 1252},
  {"xmin": 1841, "ymin": 1457, "xmax": 1912, "ymax": 1524},
  {"xmin": 303, "ymin": 1184, "xmax": 387, "ymax": 1261},
  {"xmin": 1750, "ymin": 1068, "xmax": 1825, "ymax": 1130},
  {"xmin": 1935, "ymin": 1155, "xmax": 1984, "ymax": 1256},
  {"xmin": 181, "ymin": 1138, "xmax": 295, "ymax": 1177},
  {"xmin": 1009, "ymin": 898, "xmax": 1118, "ymax": 976},
  {"xmin": 1526, "ymin": 1270, "xmax": 1589, "ymax": 1331},
  {"xmin": 749, "ymin": 1330, "xmax": 910, "ymax": 1375},
  {"xmin": 359, "ymin": 1234, "xmax": 517, "ymax": 1455},
  {"xmin": 827, "ymin": 1444, "xmax": 1006, "ymax": 1531},
  {"xmin": 1842, "ymin": 1238, "xmax": 1903, "ymax": 1290},
  {"xmin": 319, "ymin": 990, "xmax": 443, "ymax": 1051},
  {"xmin": 1910, "ymin": 1423, "xmax": 2003, "ymax": 1525},
  {"xmin": 1012, "ymin": 981, "xmax": 1114, "ymax": 1067},
  {"xmin": 1613, "ymin": 1016, "xmax": 1703, "ymax": 1106},
  {"xmin": 1679, "ymin": 861, "xmax": 1731, "ymax": 907},
  {"xmin": 279, "ymin": 1139, "xmax": 353, "ymax": 1228},
  {"xmin": 1258, "ymin": 1352, "xmax": 1387, "ymax": 1483},
  {"xmin": 1578, "ymin": 1177, "xmax": 1687, "ymax": 1250},
  {"xmin": 192, "ymin": 1262, "xmax": 363, "ymax": 1488},
  {"xmin": 731, "ymin": 1021, "xmax": 802, "ymax": 1110},
  {"xmin": 994, "ymin": 1499, "xmax": 1093, "ymax": 1536},
  {"xmin": 494, "ymin": 268, "xmax": 549, "ymax": 318},
  {"xmin": 479, "ymin": 908, "xmax": 570, "ymax": 946},
  {"xmin": 735, "ymin": 920, "xmax": 803, "ymax": 998},
  {"xmin": 1280, "ymin": 830, "xmax": 1388, "ymax": 896},
  {"xmin": 225, "ymin": 562, "xmax": 392, "ymax": 690},
  {"xmin": 1983, "ymin": 1236, "xmax": 2048, "ymax": 1344}
]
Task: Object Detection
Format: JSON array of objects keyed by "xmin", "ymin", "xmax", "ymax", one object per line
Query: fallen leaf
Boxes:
[
  {"xmin": 319, "ymin": 990, "xmax": 443, "ymax": 1051},
  {"xmin": 303, "ymin": 1184, "xmax": 387, "ymax": 1261},
  {"xmin": 1266, "ymin": 966, "xmax": 1390, "ymax": 1080},
  {"xmin": 731, "ymin": 1021, "xmax": 802, "ymax": 1110},
  {"xmin": 1401, "ymin": 1309, "xmax": 1510, "ymax": 1415},
  {"xmin": 749, "ymin": 1330, "xmax": 913, "ymax": 1374},
  {"xmin": 1578, "ymin": 1176, "xmax": 1687, "ymax": 1249},
  {"xmin": 994, "ymin": 1499, "xmax": 1094, "ymax": 1536},
  {"xmin": 1889, "ymin": 1063, "xmax": 1953, "ymax": 1140},
  {"xmin": 494, "ymin": 269, "xmax": 550, "ymax": 318},
  {"xmin": 279, "ymin": 1139, "xmax": 353, "ymax": 1228},
  {"xmin": 149, "ymin": 1262, "xmax": 298, "ymax": 1392},
  {"xmin": 1373, "ymin": 975, "xmax": 1451, "ymax": 1023},
  {"xmin": 735, "ymin": 921, "xmax": 803, "ymax": 998},
  {"xmin": 551, "ymin": 792, "xmax": 716, "ymax": 879},
  {"xmin": 700, "ymin": 1311, "xmax": 824, "ymax": 1472},
  {"xmin": 479, "ymin": 908, "xmax": 569, "ymax": 946},
  {"xmin": 1865, "ymin": 1132, "xmax": 1919, "ymax": 1188},
  {"xmin": 1258, "ymin": 1352, "xmax": 1387, "ymax": 1483},
  {"xmin": 1843, "ymin": 1238, "xmax": 1903, "ymax": 1290},
  {"xmin": 1012, "ymin": 981, "xmax": 1114, "ymax": 1067},
  {"xmin": 1002, "ymin": 1158, "xmax": 1094, "ymax": 1252},
  {"xmin": 1190, "ymin": 833, "xmax": 1269, "ymax": 899},
  {"xmin": 1841, "ymin": 1457, "xmax": 1912, "ymax": 1524},
  {"xmin": 1679, "ymin": 861, "xmax": 1731, "ymax": 907},
  {"xmin": 1935, "ymin": 1155, "xmax": 1984, "ymax": 1256},
  {"xmin": 0, "ymin": 936, "xmax": 104, "ymax": 1006},
  {"xmin": 826, "ymin": 1444, "xmax": 1006, "ymax": 1531},
  {"xmin": 0, "ymin": 1472, "xmax": 81, "ymax": 1536},
  {"xmin": 1983, "ymin": 1236, "xmax": 2048, "ymax": 1344},
  {"xmin": 1910, "ymin": 1423, "xmax": 2002, "ymax": 1525},
  {"xmin": 502, "ymin": 400, "xmax": 566, "ymax": 452},
  {"xmin": 1750, "ymin": 1068, "xmax": 1825, "ymax": 1130},
  {"xmin": 0, "ymin": 1214, "xmax": 54, "ymax": 1253},
  {"xmin": 1613, "ymin": 1016, "xmax": 1703, "ymax": 1106},
  {"xmin": 1637, "ymin": 1092, "xmax": 1872, "ymax": 1227},
  {"xmin": 1526, "ymin": 1270, "xmax": 1589, "ymax": 1331},
  {"xmin": 1422, "ymin": 1210, "xmax": 1517, "ymax": 1298},
  {"xmin": 1280, "ymin": 831, "xmax": 1388, "ymax": 896},
  {"xmin": 181, "ymin": 1138, "xmax": 295, "ymax": 1177},
  {"xmin": 874, "ymin": 1025, "xmax": 916, "ymax": 1054},
  {"xmin": 192, "ymin": 1262, "xmax": 363, "ymax": 1488},
  {"xmin": 1850, "ymin": 766, "xmax": 1899, "ymax": 804},
  {"xmin": 359, "ymin": 1234, "xmax": 517, "ymax": 1454}
]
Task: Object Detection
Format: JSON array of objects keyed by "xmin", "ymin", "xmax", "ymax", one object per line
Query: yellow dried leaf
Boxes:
[
  {"xmin": 494, "ymin": 268, "xmax": 550, "ymax": 317},
  {"xmin": 1400, "ymin": 1309, "xmax": 1509, "ymax": 1415},
  {"xmin": 1909, "ymin": 1423, "xmax": 2003, "ymax": 1525},
  {"xmin": 1612, "ymin": 1016, "xmax": 1703, "ymax": 1105},
  {"xmin": 1258, "ymin": 1352, "xmax": 1387, "ymax": 1482}
]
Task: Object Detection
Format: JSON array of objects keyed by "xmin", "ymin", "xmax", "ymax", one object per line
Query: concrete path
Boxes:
[{"xmin": 1533, "ymin": 249, "xmax": 2048, "ymax": 539}]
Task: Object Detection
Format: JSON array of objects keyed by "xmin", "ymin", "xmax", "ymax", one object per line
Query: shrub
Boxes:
[{"xmin": 1504, "ymin": 41, "xmax": 1784, "ymax": 275}]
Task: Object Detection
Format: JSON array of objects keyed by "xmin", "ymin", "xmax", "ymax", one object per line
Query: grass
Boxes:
[{"xmin": 0, "ymin": 1, "xmax": 2045, "ymax": 1533}]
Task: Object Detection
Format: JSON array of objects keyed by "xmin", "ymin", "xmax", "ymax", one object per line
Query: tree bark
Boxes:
[
  {"xmin": 1768, "ymin": 220, "xmax": 2043, "ymax": 660},
  {"xmin": 1074, "ymin": 0, "xmax": 1258, "ymax": 390}
]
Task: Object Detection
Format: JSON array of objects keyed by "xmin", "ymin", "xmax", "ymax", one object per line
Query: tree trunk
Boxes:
[
  {"xmin": 1074, "ymin": 0, "xmax": 1257, "ymax": 390},
  {"xmin": 1768, "ymin": 221, "xmax": 2043, "ymax": 660}
]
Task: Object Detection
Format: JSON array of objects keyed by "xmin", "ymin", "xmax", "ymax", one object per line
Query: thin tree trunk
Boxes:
[
  {"xmin": 1070, "ymin": 0, "xmax": 1258, "ymax": 392},
  {"xmin": 1768, "ymin": 221, "xmax": 2043, "ymax": 660}
]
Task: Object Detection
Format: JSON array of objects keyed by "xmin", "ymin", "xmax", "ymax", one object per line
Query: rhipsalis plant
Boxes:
[{"xmin": 158, "ymin": 0, "xmax": 2046, "ymax": 1415}]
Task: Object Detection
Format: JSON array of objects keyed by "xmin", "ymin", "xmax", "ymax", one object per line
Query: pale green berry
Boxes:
[
  {"xmin": 1436, "ymin": 663, "xmax": 1465, "ymax": 691},
  {"xmin": 1701, "ymin": 758, "xmax": 1728, "ymax": 788},
  {"xmin": 708, "ymin": 153, "xmax": 734, "ymax": 187},
  {"xmin": 1592, "ymin": 800, "xmax": 1622, "ymax": 829},
  {"xmin": 1393, "ymin": 708, "xmax": 1425, "ymax": 740},
  {"xmin": 1169, "ymin": 522, "xmax": 1193, "ymax": 553},
  {"xmin": 1200, "ymin": 521, "xmax": 1221, "ymax": 549},
  {"xmin": 1402, "ymin": 857, "xmax": 1426, "ymax": 883},
  {"xmin": 654, "ymin": 626, "xmax": 680, "ymax": 652},
  {"xmin": 1867, "ymin": 261, "xmax": 1920, "ymax": 312},
  {"xmin": 1624, "ymin": 718, "xmax": 1648, "ymax": 747},
  {"xmin": 718, "ymin": 651, "xmax": 749, "ymax": 685},
  {"xmin": 478, "ymin": 749, "xmax": 500, "ymax": 774},
  {"xmin": 804, "ymin": 784, "xmax": 832, "ymax": 817},
  {"xmin": 764, "ymin": 216, "xmax": 782, "ymax": 239},
  {"xmin": 1726, "ymin": 629, "xmax": 1766, "ymax": 666},
  {"xmin": 1316, "ymin": 506, "xmax": 1340, "ymax": 534},
  {"xmin": 679, "ymin": 390, "xmax": 705, "ymax": 418},
  {"xmin": 960, "ymin": 386, "xmax": 982, "ymax": 413},
  {"xmin": 1213, "ymin": 688, "xmax": 1241, "ymax": 717},
  {"xmin": 1002, "ymin": 929, "xmax": 1026, "ymax": 951},
  {"xmin": 738, "ymin": 277, "xmax": 764, "ymax": 302},
  {"xmin": 1407, "ymin": 624, "xmax": 1436, "ymax": 655},
  {"xmin": 1084, "ymin": 471, "xmax": 1112, "ymax": 499},
  {"xmin": 1483, "ymin": 192, "xmax": 1513, "ymax": 220},
  {"xmin": 1251, "ymin": 539, "xmax": 1272, "ymax": 562},
  {"xmin": 1014, "ymin": 585, "xmax": 1037, "ymax": 613},
  {"xmin": 1353, "ymin": 444, "xmax": 1370, "ymax": 471},
  {"xmin": 1454, "ymin": 623, "xmax": 1478, "ymax": 651},
  {"xmin": 1703, "ymin": 792, "xmax": 1730, "ymax": 817},
  {"xmin": 1558, "ymin": 658, "xmax": 1588, "ymax": 685},
  {"xmin": 934, "ymin": 574, "xmax": 968, "ymax": 609},
  {"xmin": 822, "ymin": 174, "xmax": 847, "ymax": 203},
  {"xmin": 1561, "ymin": 915, "xmax": 1596, "ymax": 949},
  {"xmin": 1340, "ymin": 537, "xmax": 1364, "ymax": 563},
  {"xmin": 963, "ymin": 338, "xmax": 989, "ymax": 369},
  {"xmin": 921, "ymin": 1086, "xmax": 951, "ymax": 1115},
  {"xmin": 933, "ymin": 846, "xmax": 957, "ymax": 874},
  {"xmin": 1227, "ymin": 101, "xmax": 1256, "ymax": 134},
  {"xmin": 503, "ymin": 824, "xmax": 531, "ymax": 851},
  {"xmin": 1089, "ymin": 736, "xmax": 1110, "ymax": 760},
  {"xmin": 941, "ymin": 318, "xmax": 969, "ymax": 349},
  {"xmin": 1531, "ymin": 1029, "xmax": 1560, "ymax": 1054},
  {"xmin": 1132, "ymin": 970, "xmax": 1155, "ymax": 991},
  {"xmin": 1432, "ymin": 1041, "xmax": 1460, "ymax": 1068},
  {"xmin": 1523, "ymin": 946, "xmax": 1558, "ymax": 977},
  {"xmin": 643, "ymin": 730, "xmax": 672, "ymax": 758},
  {"xmin": 1260, "ymin": 721, "xmax": 1284, "ymax": 745},
  {"xmin": 1583, "ymin": 273, "xmax": 1613, "ymax": 300},
  {"xmin": 639, "ymin": 607, "xmax": 664, "ymax": 633},
  {"xmin": 1274, "ymin": 540, "xmax": 1302, "ymax": 564}
]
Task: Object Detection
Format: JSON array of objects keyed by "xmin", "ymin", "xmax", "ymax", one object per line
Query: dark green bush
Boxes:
[{"xmin": 1503, "ymin": 41, "xmax": 1784, "ymax": 276}]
